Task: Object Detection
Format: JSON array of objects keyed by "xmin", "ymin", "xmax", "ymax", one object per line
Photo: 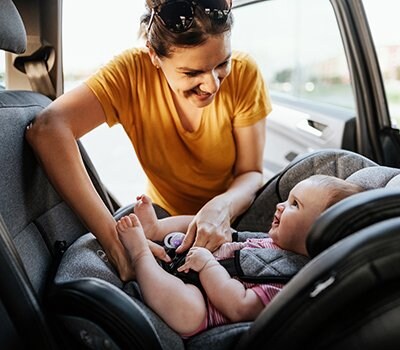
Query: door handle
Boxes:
[{"xmin": 296, "ymin": 119, "xmax": 327, "ymax": 137}]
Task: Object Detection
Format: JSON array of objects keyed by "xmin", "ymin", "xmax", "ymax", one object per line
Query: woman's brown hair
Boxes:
[{"xmin": 140, "ymin": 0, "xmax": 233, "ymax": 58}]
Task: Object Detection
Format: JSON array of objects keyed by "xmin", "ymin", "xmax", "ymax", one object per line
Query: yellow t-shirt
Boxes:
[{"xmin": 86, "ymin": 48, "xmax": 271, "ymax": 215}]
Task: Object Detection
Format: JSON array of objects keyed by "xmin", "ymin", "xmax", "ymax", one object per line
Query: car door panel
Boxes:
[{"xmin": 264, "ymin": 95, "xmax": 356, "ymax": 177}]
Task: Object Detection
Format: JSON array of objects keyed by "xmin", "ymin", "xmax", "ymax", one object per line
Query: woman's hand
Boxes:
[{"xmin": 176, "ymin": 198, "xmax": 232, "ymax": 254}]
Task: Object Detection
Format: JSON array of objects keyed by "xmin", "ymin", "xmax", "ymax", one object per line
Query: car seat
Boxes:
[
  {"xmin": 235, "ymin": 216, "xmax": 400, "ymax": 349},
  {"xmin": 51, "ymin": 148, "xmax": 400, "ymax": 349},
  {"xmin": 2, "ymin": 1, "xmax": 400, "ymax": 349}
]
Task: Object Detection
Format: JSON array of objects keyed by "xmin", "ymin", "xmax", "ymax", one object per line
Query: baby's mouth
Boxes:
[{"xmin": 272, "ymin": 213, "xmax": 280, "ymax": 226}]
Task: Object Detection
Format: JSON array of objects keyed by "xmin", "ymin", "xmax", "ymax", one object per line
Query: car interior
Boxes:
[{"xmin": 1, "ymin": 0, "xmax": 400, "ymax": 349}]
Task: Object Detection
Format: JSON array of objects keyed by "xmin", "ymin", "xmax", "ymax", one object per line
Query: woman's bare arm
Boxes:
[
  {"xmin": 26, "ymin": 84, "xmax": 134, "ymax": 280},
  {"xmin": 177, "ymin": 118, "xmax": 266, "ymax": 253}
]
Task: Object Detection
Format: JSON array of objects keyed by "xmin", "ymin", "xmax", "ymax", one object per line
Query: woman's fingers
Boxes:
[{"xmin": 175, "ymin": 223, "xmax": 196, "ymax": 253}]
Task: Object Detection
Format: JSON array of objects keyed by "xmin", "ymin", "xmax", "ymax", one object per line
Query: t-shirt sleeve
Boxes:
[
  {"xmin": 231, "ymin": 53, "xmax": 272, "ymax": 128},
  {"xmin": 85, "ymin": 49, "xmax": 136, "ymax": 127}
]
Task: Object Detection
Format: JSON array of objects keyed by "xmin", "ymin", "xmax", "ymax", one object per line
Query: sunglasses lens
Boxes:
[
  {"xmin": 200, "ymin": 0, "xmax": 231, "ymax": 11},
  {"xmin": 199, "ymin": 0, "xmax": 232, "ymax": 20},
  {"xmin": 158, "ymin": 1, "xmax": 194, "ymax": 32}
]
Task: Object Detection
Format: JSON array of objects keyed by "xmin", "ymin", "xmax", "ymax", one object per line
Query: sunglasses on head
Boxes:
[{"xmin": 148, "ymin": 0, "xmax": 232, "ymax": 33}]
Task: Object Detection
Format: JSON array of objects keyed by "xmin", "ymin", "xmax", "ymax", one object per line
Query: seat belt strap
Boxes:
[
  {"xmin": 24, "ymin": 59, "xmax": 56, "ymax": 99},
  {"xmin": 14, "ymin": 45, "xmax": 56, "ymax": 99}
]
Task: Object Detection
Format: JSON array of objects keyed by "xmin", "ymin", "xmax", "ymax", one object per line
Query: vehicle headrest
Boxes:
[
  {"xmin": 0, "ymin": 0, "xmax": 27, "ymax": 54},
  {"xmin": 306, "ymin": 167, "xmax": 400, "ymax": 257}
]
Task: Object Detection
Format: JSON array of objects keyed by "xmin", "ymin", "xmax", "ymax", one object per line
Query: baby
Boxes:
[{"xmin": 116, "ymin": 175, "xmax": 364, "ymax": 337}]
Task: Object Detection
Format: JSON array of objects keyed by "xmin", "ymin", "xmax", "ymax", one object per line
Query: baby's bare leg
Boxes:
[
  {"xmin": 117, "ymin": 214, "xmax": 207, "ymax": 335},
  {"xmin": 134, "ymin": 194, "xmax": 194, "ymax": 242},
  {"xmin": 134, "ymin": 194, "xmax": 163, "ymax": 241}
]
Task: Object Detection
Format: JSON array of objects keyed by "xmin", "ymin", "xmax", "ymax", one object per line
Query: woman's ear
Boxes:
[{"xmin": 147, "ymin": 41, "xmax": 161, "ymax": 69}]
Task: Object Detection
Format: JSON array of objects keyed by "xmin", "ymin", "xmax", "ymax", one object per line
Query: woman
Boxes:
[{"xmin": 26, "ymin": 0, "xmax": 272, "ymax": 281}]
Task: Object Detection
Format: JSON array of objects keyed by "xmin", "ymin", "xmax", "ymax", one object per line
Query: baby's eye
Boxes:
[{"xmin": 291, "ymin": 200, "xmax": 299, "ymax": 208}]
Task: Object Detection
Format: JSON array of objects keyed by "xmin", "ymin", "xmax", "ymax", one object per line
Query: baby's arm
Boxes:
[{"xmin": 178, "ymin": 247, "xmax": 265, "ymax": 322}]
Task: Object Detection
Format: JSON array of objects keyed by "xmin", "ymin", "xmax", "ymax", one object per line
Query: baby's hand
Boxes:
[{"xmin": 177, "ymin": 247, "xmax": 215, "ymax": 273}]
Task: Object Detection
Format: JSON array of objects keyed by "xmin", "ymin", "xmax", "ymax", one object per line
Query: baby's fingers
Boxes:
[{"xmin": 177, "ymin": 263, "xmax": 190, "ymax": 273}]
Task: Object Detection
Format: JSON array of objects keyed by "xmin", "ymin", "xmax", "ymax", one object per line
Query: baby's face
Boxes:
[{"xmin": 268, "ymin": 179, "xmax": 329, "ymax": 255}]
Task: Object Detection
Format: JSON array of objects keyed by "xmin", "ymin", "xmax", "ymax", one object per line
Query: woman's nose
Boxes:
[{"xmin": 200, "ymin": 70, "xmax": 220, "ymax": 94}]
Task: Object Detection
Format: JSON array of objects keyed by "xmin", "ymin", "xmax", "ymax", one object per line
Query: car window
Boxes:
[
  {"xmin": 63, "ymin": 0, "xmax": 144, "ymax": 91},
  {"xmin": 363, "ymin": 0, "xmax": 400, "ymax": 128},
  {"xmin": 63, "ymin": 0, "xmax": 357, "ymax": 205},
  {"xmin": 65, "ymin": 0, "xmax": 400, "ymax": 206},
  {"xmin": 62, "ymin": 0, "xmax": 147, "ymax": 205},
  {"xmin": 232, "ymin": 0, "xmax": 355, "ymax": 110}
]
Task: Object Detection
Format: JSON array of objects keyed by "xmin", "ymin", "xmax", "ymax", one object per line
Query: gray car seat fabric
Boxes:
[
  {"xmin": 218, "ymin": 231, "xmax": 310, "ymax": 283},
  {"xmin": 307, "ymin": 167, "xmax": 400, "ymax": 258},
  {"xmin": 2, "ymin": 92, "xmax": 398, "ymax": 350},
  {"xmin": 54, "ymin": 148, "xmax": 386, "ymax": 349},
  {"xmin": 0, "ymin": 88, "xmax": 180, "ymax": 349},
  {"xmin": 0, "ymin": 0, "xmax": 26, "ymax": 54},
  {"xmin": 0, "ymin": 91, "xmax": 65, "ymax": 349},
  {"xmin": 0, "ymin": 91, "xmax": 88, "ymax": 295},
  {"xmin": 221, "ymin": 246, "xmax": 310, "ymax": 283},
  {"xmin": 223, "ymin": 164, "xmax": 400, "ymax": 283},
  {"xmin": 0, "ymin": 4, "xmax": 58, "ymax": 348},
  {"xmin": 53, "ymin": 233, "xmax": 250, "ymax": 349},
  {"xmin": 236, "ymin": 217, "xmax": 400, "ymax": 349},
  {"xmin": 234, "ymin": 149, "xmax": 377, "ymax": 232}
]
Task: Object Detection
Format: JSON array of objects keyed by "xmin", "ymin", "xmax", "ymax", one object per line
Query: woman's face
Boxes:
[{"xmin": 151, "ymin": 32, "xmax": 232, "ymax": 108}]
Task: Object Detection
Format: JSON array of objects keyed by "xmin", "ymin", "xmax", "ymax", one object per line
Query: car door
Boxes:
[
  {"xmin": 232, "ymin": 0, "xmax": 358, "ymax": 179},
  {"xmin": 231, "ymin": 0, "xmax": 400, "ymax": 178},
  {"xmin": 332, "ymin": 0, "xmax": 400, "ymax": 167}
]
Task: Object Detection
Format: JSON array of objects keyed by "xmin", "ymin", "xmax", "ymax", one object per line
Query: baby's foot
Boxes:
[
  {"xmin": 134, "ymin": 194, "xmax": 162, "ymax": 241},
  {"xmin": 117, "ymin": 214, "xmax": 150, "ymax": 265}
]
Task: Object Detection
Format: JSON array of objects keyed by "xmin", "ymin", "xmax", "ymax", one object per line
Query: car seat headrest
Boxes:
[
  {"xmin": 276, "ymin": 149, "xmax": 377, "ymax": 202},
  {"xmin": 346, "ymin": 166, "xmax": 400, "ymax": 189},
  {"xmin": 306, "ymin": 167, "xmax": 400, "ymax": 258},
  {"xmin": 0, "ymin": 0, "xmax": 27, "ymax": 54}
]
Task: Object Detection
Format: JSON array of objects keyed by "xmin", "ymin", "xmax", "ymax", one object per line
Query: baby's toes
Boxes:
[
  {"xmin": 128, "ymin": 213, "xmax": 142, "ymax": 228},
  {"xmin": 117, "ymin": 217, "xmax": 129, "ymax": 232}
]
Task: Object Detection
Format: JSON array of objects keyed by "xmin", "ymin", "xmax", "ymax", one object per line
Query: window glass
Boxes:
[
  {"xmin": 63, "ymin": 0, "xmax": 145, "ymax": 90},
  {"xmin": 62, "ymin": 0, "xmax": 147, "ymax": 205},
  {"xmin": 0, "ymin": 51, "xmax": 5, "ymax": 89},
  {"xmin": 363, "ymin": 0, "xmax": 400, "ymax": 127},
  {"xmin": 232, "ymin": 0, "xmax": 355, "ymax": 109},
  {"xmin": 63, "ymin": 0, "xmax": 357, "ymax": 205}
]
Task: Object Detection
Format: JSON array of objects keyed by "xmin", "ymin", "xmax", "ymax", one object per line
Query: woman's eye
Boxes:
[
  {"xmin": 217, "ymin": 61, "xmax": 230, "ymax": 71},
  {"xmin": 183, "ymin": 71, "xmax": 199, "ymax": 78}
]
